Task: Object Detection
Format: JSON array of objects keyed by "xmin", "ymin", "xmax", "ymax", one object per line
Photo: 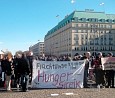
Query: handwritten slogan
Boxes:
[{"xmin": 32, "ymin": 60, "xmax": 85, "ymax": 88}]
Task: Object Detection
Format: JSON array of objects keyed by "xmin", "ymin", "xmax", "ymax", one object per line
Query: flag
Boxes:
[{"xmin": 100, "ymin": 2, "xmax": 104, "ymax": 6}]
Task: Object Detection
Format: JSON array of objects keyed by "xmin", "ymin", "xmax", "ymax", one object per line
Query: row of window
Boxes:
[
  {"xmin": 74, "ymin": 47, "xmax": 113, "ymax": 51},
  {"xmin": 72, "ymin": 17, "xmax": 115, "ymax": 23},
  {"xmin": 73, "ymin": 29, "xmax": 112, "ymax": 33},
  {"xmin": 74, "ymin": 41, "xmax": 113, "ymax": 45},
  {"xmin": 74, "ymin": 34, "xmax": 113, "ymax": 40},
  {"xmin": 73, "ymin": 24, "xmax": 112, "ymax": 28}
]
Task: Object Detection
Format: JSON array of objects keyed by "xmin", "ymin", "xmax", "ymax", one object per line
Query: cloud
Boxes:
[
  {"xmin": 100, "ymin": 2, "xmax": 104, "ymax": 6},
  {"xmin": 71, "ymin": 0, "xmax": 75, "ymax": 4},
  {"xmin": 0, "ymin": 42, "xmax": 3, "ymax": 44}
]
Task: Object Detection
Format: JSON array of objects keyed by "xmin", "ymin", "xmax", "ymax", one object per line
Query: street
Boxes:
[{"xmin": 0, "ymin": 88, "xmax": 115, "ymax": 98}]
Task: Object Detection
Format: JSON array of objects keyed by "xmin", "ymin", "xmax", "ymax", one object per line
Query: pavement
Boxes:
[
  {"xmin": 0, "ymin": 87, "xmax": 115, "ymax": 98},
  {"xmin": 0, "ymin": 77, "xmax": 115, "ymax": 98}
]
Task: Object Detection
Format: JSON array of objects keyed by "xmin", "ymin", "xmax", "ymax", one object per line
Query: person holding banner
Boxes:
[
  {"xmin": 83, "ymin": 52, "xmax": 91, "ymax": 88},
  {"xmin": 27, "ymin": 51, "xmax": 34, "ymax": 84},
  {"xmin": 106, "ymin": 52, "xmax": 114, "ymax": 88},
  {"xmin": 93, "ymin": 52, "xmax": 105, "ymax": 88}
]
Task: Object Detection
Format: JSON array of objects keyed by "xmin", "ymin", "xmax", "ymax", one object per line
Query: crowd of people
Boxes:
[
  {"xmin": 0, "ymin": 52, "xmax": 32, "ymax": 92},
  {"xmin": 0, "ymin": 51, "xmax": 115, "ymax": 92}
]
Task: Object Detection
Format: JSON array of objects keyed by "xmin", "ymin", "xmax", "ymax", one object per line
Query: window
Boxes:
[
  {"xmin": 81, "ymin": 41, "xmax": 84, "ymax": 45},
  {"xmin": 88, "ymin": 18, "xmax": 98, "ymax": 22},
  {"xmin": 81, "ymin": 35, "xmax": 84, "ymax": 39},
  {"xmin": 104, "ymin": 42, "xmax": 106, "ymax": 45},
  {"xmin": 83, "ymin": 30, "xmax": 86, "ymax": 33},
  {"xmin": 76, "ymin": 29, "xmax": 78, "ymax": 33},
  {"xmin": 81, "ymin": 18, "xmax": 86, "ymax": 22},
  {"xmin": 100, "ymin": 19, "xmax": 105, "ymax": 22},
  {"xmin": 74, "ymin": 17, "xmax": 78, "ymax": 22},
  {"xmin": 104, "ymin": 25, "xmax": 106, "ymax": 28},
  {"xmin": 81, "ymin": 24, "xmax": 84, "ymax": 27},
  {"xmin": 78, "ymin": 30, "xmax": 81, "ymax": 33},
  {"xmin": 104, "ymin": 47, "xmax": 106, "ymax": 50},
  {"xmin": 101, "ymin": 43, "xmax": 103, "ymax": 45},
  {"xmin": 100, "ymin": 25, "xmax": 103, "ymax": 28},
  {"xmin": 67, "ymin": 20, "xmax": 70, "ymax": 23},
  {"xmin": 113, "ymin": 20, "xmax": 115, "ymax": 23},
  {"xmin": 75, "ymin": 41, "xmax": 78, "ymax": 45},
  {"xmin": 106, "ymin": 19, "xmax": 112, "ymax": 23},
  {"xmin": 85, "ymin": 24, "xmax": 88, "ymax": 27},
  {"xmin": 76, "ymin": 24, "xmax": 78, "ymax": 27},
  {"xmin": 71, "ymin": 18, "xmax": 75, "ymax": 21},
  {"xmin": 84, "ymin": 47, "xmax": 85, "ymax": 51},
  {"xmin": 90, "ymin": 41, "xmax": 94, "ymax": 45},
  {"xmin": 74, "ymin": 34, "xmax": 79, "ymax": 40},
  {"xmin": 75, "ymin": 47, "xmax": 77, "ymax": 51},
  {"xmin": 107, "ymin": 25, "xmax": 112, "ymax": 28},
  {"xmin": 111, "ymin": 47, "xmax": 113, "ymax": 50}
]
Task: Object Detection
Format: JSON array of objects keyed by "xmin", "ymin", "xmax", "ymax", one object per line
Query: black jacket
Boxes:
[
  {"xmin": 1, "ymin": 59, "xmax": 12, "ymax": 76},
  {"xmin": 17, "ymin": 57, "xmax": 30, "ymax": 75}
]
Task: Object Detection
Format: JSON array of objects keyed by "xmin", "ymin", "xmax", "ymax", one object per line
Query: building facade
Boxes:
[
  {"xmin": 29, "ymin": 42, "xmax": 44, "ymax": 56},
  {"xmin": 44, "ymin": 9, "xmax": 115, "ymax": 57}
]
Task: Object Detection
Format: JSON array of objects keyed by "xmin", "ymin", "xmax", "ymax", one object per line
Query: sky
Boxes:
[{"xmin": 0, "ymin": 0, "xmax": 115, "ymax": 55}]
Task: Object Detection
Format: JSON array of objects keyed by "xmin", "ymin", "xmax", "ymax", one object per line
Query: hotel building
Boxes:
[{"xmin": 44, "ymin": 9, "xmax": 115, "ymax": 57}]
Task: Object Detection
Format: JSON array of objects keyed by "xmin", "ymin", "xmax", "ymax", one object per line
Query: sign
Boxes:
[
  {"xmin": 32, "ymin": 60, "xmax": 85, "ymax": 88},
  {"xmin": 101, "ymin": 57, "xmax": 115, "ymax": 70}
]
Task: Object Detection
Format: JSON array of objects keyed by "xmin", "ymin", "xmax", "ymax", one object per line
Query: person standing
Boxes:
[
  {"xmin": 106, "ymin": 52, "xmax": 114, "ymax": 88},
  {"xmin": 17, "ymin": 53, "xmax": 31, "ymax": 91},
  {"xmin": 83, "ymin": 52, "xmax": 91, "ymax": 88},
  {"xmin": 94, "ymin": 52, "xmax": 105, "ymax": 88},
  {"xmin": 26, "ymin": 51, "xmax": 33, "ymax": 84},
  {"xmin": 0, "ymin": 54, "xmax": 3, "ymax": 87},
  {"xmin": 4, "ymin": 55, "xmax": 12, "ymax": 91}
]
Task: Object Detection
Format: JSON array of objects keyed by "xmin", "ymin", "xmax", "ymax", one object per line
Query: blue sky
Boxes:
[{"xmin": 0, "ymin": 0, "xmax": 115, "ymax": 55}]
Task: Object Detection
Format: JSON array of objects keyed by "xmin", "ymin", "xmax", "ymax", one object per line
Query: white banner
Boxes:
[
  {"xmin": 101, "ymin": 57, "xmax": 115, "ymax": 70},
  {"xmin": 32, "ymin": 60, "xmax": 85, "ymax": 88}
]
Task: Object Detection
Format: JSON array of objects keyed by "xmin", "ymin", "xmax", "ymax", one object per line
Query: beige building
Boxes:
[
  {"xmin": 29, "ymin": 42, "xmax": 44, "ymax": 56},
  {"xmin": 44, "ymin": 9, "xmax": 115, "ymax": 57}
]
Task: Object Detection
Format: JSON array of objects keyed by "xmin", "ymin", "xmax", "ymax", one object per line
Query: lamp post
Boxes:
[{"xmin": 37, "ymin": 40, "xmax": 40, "ymax": 56}]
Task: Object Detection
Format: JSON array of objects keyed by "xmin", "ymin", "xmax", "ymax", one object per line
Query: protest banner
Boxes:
[
  {"xmin": 101, "ymin": 57, "xmax": 115, "ymax": 70},
  {"xmin": 32, "ymin": 60, "xmax": 85, "ymax": 89}
]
